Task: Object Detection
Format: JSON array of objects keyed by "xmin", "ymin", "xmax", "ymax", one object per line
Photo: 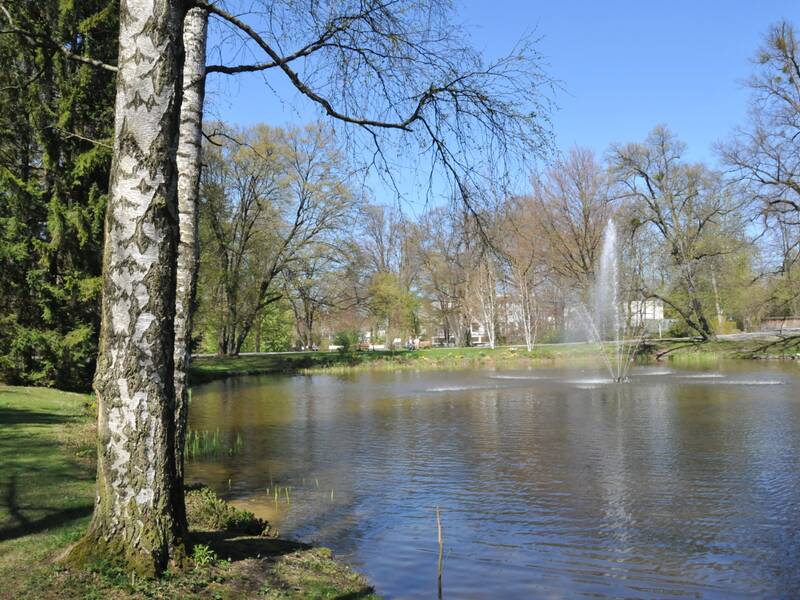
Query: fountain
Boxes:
[{"xmin": 581, "ymin": 220, "xmax": 643, "ymax": 382}]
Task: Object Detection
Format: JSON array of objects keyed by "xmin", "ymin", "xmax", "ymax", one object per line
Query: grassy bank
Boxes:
[
  {"xmin": 0, "ymin": 385, "xmax": 377, "ymax": 600},
  {"xmin": 642, "ymin": 333, "xmax": 800, "ymax": 361},
  {"xmin": 191, "ymin": 334, "xmax": 800, "ymax": 383},
  {"xmin": 192, "ymin": 344, "xmax": 606, "ymax": 381},
  {"xmin": 191, "ymin": 350, "xmax": 392, "ymax": 381}
]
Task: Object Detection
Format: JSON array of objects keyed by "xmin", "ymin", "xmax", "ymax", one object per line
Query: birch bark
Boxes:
[
  {"xmin": 477, "ymin": 259, "xmax": 497, "ymax": 349},
  {"xmin": 67, "ymin": 0, "xmax": 186, "ymax": 576},
  {"xmin": 512, "ymin": 265, "xmax": 536, "ymax": 352},
  {"xmin": 173, "ymin": 6, "xmax": 208, "ymax": 530}
]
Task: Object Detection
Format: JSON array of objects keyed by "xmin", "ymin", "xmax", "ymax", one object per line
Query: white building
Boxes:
[{"xmin": 628, "ymin": 299, "xmax": 664, "ymax": 326}]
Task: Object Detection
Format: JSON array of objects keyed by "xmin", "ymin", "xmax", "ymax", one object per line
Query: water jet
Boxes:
[{"xmin": 581, "ymin": 220, "xmax": 644, "ymax": 382}]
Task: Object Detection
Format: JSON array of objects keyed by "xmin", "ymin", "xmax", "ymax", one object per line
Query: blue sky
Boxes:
[{"xmin": 205, "ymin": 1, "xmax": 798, "ymax": 204}]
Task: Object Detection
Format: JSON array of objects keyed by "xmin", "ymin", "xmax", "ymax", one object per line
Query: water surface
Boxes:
[{"xmin": 188, "ymin": 362, "xmax": 800, "ymax": 598}]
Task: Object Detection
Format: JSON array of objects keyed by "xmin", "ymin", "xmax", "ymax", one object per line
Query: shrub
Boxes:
[
  {"xmin": 332, "ymin": 330, "xmax": 360, "ymax": 352},
  {"xmin": 667, "ymin": 319, "xmax": 692, "ymax": 338},
  {"xmin": 185, "ymin": 485, "xmax": 270, "ymax": 535}
]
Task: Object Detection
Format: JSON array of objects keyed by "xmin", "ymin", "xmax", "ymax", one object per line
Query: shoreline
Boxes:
[
  {"xmin": 0, "ymin": 385, "xmax": 377, "ymax": 600},
  {"xmin": 190, "ymin": 333, "xmax": 800, "ymax": 384}
]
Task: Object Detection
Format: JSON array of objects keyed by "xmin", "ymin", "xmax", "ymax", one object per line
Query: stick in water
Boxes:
[{"xmin": 436, "ymin": 506, "xmax": 443, "ymax": 599}]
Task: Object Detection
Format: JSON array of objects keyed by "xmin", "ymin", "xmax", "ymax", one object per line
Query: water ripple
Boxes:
[{"xmin": 188, "ymin": 363, "xmax": 800, "ymax": 599}]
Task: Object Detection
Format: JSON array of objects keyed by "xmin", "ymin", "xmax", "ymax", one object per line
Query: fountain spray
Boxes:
[{"xmin": 582, "ymin": 221, "xmax": 645, "ymax": 382}]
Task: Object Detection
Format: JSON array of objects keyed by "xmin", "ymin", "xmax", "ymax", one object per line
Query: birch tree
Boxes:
[
  {"xmin": 66, "ymin": 0, "xmax": 186, "ymax": 575},
  {"xmin": 173, "ymin": 6, "xmax": 207, "ymax": 530},
  {"xmin": 499, "ymin": 197, "xmax": 547, "ymax": 351},
  {"xmin": 58, "ymin": 0, "xmax": 551, "ymax": 576},
  {"xmin": 510, "ymin": 263, "xmax": 538, "ymax": 351},
  {"xmin": 471, "ymin": 255, "xmax": 499, "ymax": 349}
]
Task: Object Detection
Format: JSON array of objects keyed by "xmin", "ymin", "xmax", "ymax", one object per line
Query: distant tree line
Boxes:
[
  {"xmin": 192, "ymin": 124, "xmax": 796, "ymax": 355},
  {"xmin": 2, "ymin": 11, "xmax": 799, "ymax": 376}
]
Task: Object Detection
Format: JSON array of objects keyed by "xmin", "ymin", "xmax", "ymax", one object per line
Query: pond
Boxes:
[{"xmin": 187, "ymin": 362, "xmax": 800, "ymax": 598}]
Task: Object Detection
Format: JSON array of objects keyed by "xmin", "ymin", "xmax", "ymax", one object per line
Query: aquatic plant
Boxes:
[{"xmin": 185, "ymin": 428, "xmax": 244, "ymax": 460}]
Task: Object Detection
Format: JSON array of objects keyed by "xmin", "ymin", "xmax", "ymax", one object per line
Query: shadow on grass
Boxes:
[
  {"xmin": 0, "ymin": 472, "xmax": 92, "ymax": 542},
  {"xmin": 332, "ymin": 592, "xmax": 378, "ymax": 600},
  {"xmin": 0, "ymin": 406, "xmax": 79, "ymax": 426},
  {"xmin": 189, "ymin": 530, "xmax": 375, "ymax": 599},
  {"xmin": 0, "ymin": 504, "xmax": 92, "ymax": 543},
  {"xmin": 0, "ymin": 403, "xmax": 94, "ymax": 544}
]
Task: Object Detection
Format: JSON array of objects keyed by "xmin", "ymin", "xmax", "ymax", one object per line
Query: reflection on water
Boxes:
[{"xmin": 187, "ymin": 362, "xmax": 800, "ymax": 598}]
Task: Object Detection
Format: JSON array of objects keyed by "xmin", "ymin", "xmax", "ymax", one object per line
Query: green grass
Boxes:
[
  {"xmin": 191, "ymin": 344, "xmax": 611, "ymax": 380},
  {"xmin": 0, "ymin": 385, "xmax": 96, "ymax": 596},
  {"xmin": 642, "ymin": 334, "xmax": 800, "ymax": 361},
  {"xmin": 185, "ymin": 428, "xmax": 244, "ymax": 460},
  {"xmin": 0, "ymin": 385, "xmax": 379, "ymax": 599},
  {"xmin": 192, "ymin": 335, "xmax": 800, "ymax": 383},
  {"xmin": 191, "ymin": 350, "xmax": 405, "ymax": 381}
]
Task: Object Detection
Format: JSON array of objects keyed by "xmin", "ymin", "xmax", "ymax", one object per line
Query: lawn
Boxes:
[
  {"xmin": 190, "ymin": 343, "xmax": 600, "ymax": 381},
  {"xmin": 0, "ymin": 385, "xmax": 96, "ymax": 596},
  {"xmin": 191, "ymin": 334, "xmax": 800, "ymax": 383}
]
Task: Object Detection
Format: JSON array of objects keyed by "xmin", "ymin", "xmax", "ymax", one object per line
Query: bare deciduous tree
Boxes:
[
  {"xmin": 722, "ymin": 21, "xmax": 800, "ymax": 227},
  {"xmin": 199, "ymin": 0, "xmax": 552, "ymax": 218},
  {"xmin": 59, "ymin": 0, "xmax": 553, "ymax": 574},
  {"xmin": 498, "ymin": 197, "xmax": 549, "ymax": 351},
  {"xmin": 611, "ymin": 127, "xmax": 744, "ymax": 339},
  {"xmin": 416, "ymin": 208, "xmax": 470, "ymax": 346},
  {"xmin": 721, "ymin": 20, "xmax": 800, "ymax": 313},
  {"xmin": 530, "ymin": 148, "xmax": 617, "ymax": 292}
]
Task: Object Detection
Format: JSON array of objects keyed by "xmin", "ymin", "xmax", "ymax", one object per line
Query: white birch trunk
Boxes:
[
  {"xmin": 710, "ymin": 271, "xmax": 724, "ymax": 327},
  {"xmin": 513, "ymin": 265, "xmax": 536, "ymax": 352},
  {"xmin": 68, "ymin": 0, "xmax": 186, "ymax": 576},
  {"xmin": 173, "ymin": 6, "xmax": 208, "ymax": 530},
  {"xmin": 477, "ymin": 259, "xmax": 497, "ymax": 349}
]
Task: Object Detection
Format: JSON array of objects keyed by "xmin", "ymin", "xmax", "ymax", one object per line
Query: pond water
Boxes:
[{"xmin": 187, "ymin": 362, "xmax": 800, "ymax": 599}]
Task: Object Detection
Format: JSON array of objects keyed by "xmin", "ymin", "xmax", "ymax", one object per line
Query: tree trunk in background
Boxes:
[
  {"xmin": 67, "ymin": 0, "xmax": 186, "ymax": 576},
  {"xmin": 254, "ymin": 313, "xmax": 262, "ymax": 352},
  {"xmin": 711, "ymin": 271, "xmax": 724, "ymax": 328},
  {"xmin": 173, "ymin": 6, "xmax": 208, "ymax": 532},
  {"xmin": 684, "ymin": 270, "xmax": 714, "ymax": 340}
]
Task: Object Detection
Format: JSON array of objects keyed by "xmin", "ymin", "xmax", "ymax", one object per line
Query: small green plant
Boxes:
[
  {"xmin": 186, "ymin": 428, "xmax": 245, "ymax": 460},
  {"xmin": 229, "ymin": 431, "xmax": 243, "ymax": 455},
  {"xmin": 192, "ymin": 543, "xmax": 218, "ymax": 568},
  {"xmin": 88, "ymin": 559, "xmax": 128, "ymax": 587}
]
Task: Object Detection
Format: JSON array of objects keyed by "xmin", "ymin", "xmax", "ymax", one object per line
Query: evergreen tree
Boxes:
[{"xmin": 0, "ymin": 0, "xmax": 117, "ymax": 390}]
